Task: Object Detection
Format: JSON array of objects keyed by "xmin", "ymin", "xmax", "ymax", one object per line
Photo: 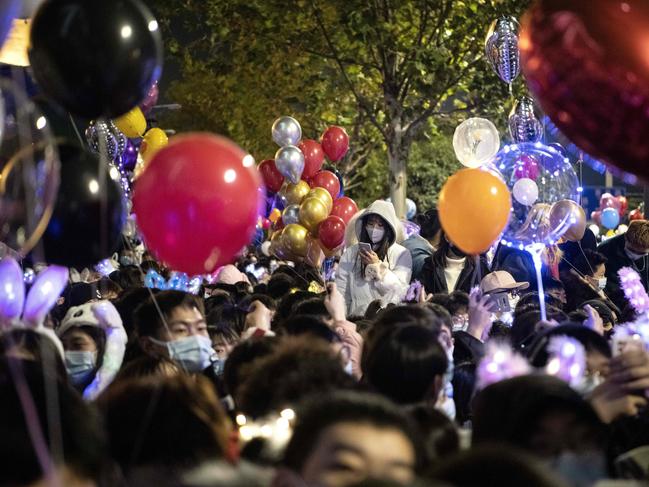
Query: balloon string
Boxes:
[
  {"xmin": 68, "ymin": 114, "xmax": 85, "ymax": 147},
  {"xmin": 527, "ymin": 244, "xmax": 547, "ymax": 321}
]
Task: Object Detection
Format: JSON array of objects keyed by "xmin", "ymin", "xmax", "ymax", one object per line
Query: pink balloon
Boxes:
[{"xmin": 513, "ymin": 154, "xmax": 540, "ymax": 180}]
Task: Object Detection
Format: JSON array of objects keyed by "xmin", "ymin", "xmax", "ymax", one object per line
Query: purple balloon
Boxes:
[
  {"xmin": 139, "ymin": 81, "xmax": 159, "ymax": 114},
  {"xmin": 120, "ymin": 139, "xmax": 140, "ymax": 171}
]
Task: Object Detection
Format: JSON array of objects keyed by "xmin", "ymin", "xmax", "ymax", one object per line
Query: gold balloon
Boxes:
[
  {"xmin": 113, "ymin": 106, "xmax": 146, "ymax": 138},
  {"xmin": 549, "ymin": 199, "xmax": 586, "ymax": 242},
  {"xmin": 307, "ymin": 187, "xmax": 333, "ymax": 213},
  {"xmin": 305, "ymin": 235, "xmax": 326, "ymax": 268},
  {"xmin": 282, "ymin": 223, "xmax": 309, "ymax": 256},
  {"xmin": 282, "ymin": 180, "xmax": 310, "ymax": 206},
  {"xmin": 299, "ymin": 197, "xmax": 329, "ymax": 233}
]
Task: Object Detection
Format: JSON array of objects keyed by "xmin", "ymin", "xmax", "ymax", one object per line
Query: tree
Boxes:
[{"xmin": 150, "ymin": 0, "xmax": 530, "ymax": 216}]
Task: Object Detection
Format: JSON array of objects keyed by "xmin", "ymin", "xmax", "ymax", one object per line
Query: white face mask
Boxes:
[
  {"xmin": 625, "ymin": 246, "xmax": 647, "ymax": 261},
  {"xmin": 366, "ymin": 225, "xmax": 385, "ymax": 244},
  {"xmin": 597, "ymin": 277, "xmax": 607, "ymax": 289}
]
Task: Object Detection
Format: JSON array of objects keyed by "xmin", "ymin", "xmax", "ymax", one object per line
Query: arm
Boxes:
[
  {"xmin": 335, "ymin": 247, "xmax": 355, "ymax": 308},
  {"xmin": 373, "ymin": 248, "xmax": 413, "ymax": 298}
]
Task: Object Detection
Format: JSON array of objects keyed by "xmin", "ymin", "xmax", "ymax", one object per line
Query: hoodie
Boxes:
[{"xmin": 336, "ymin": 200, "xmax": 412, "ymax": 316}]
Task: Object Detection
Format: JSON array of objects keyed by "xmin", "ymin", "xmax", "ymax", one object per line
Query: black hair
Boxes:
[
  {"xmin": 207, "ymin": 322, "xmax": 240, "ymax": 345},
  {"xmin": 423, "ymin": 303, "xmax": 453, "ymax": 331},
  {"xmin": 133, "ymin": 290, "xmax": 205, "ymax": 339},
  {"xmin": 109, "ymin": 265, "xmax": 143, "ymax": 289},
  {"xmin": 239, "ymin": 293, "xmax": 277, "ymax": 311},
  {"xmin": 0, "ymin": 329, "xmax": 68, "ymax": 384},
  {"xmin": 292, "ymin": 297, "xmax": 330, "ymax": 320},
  {"xmin": 280, "ymin": 315, "xmax": 341, "ymax": 343},
  {"xmin": 572, "ymin": 249, "xmax": 608, "ymax": 277},
  {"xmin": 511, "ymin": 306, "xmax": 567, "ymax": 349},
  {"xmin": 113, "ymin": 287, "xmax": 159, "ymax": 338},
  {"xmin": 273, "ymin": 290, "xmax": 317, "ymax": 328},
  {"xmin": 222, "ymin": 337, "xmax": 278, "ymax": 399},
  {"xmin": 403, "ymin": 404, "xmax": 459, "ymax": 464},
  {"xmin": 204, "ymin": 290, "xmax": 235, "ymax": 315},
  {"xmin": 206, "ymin": 302, "xmax": 247, "ymax": 335},
  {"xmin": 527, "ymin": 324, "xmax": 612, "ymax": 368},
  {"xmin": 267, "ymin": 273, "xmax": 297, "ymax": 300},
  {"xmin": 451, "ymin": 361, "xmax": 477, "ymax": 426},
  {"xmin": 414, "ymin": 209, "xmax": 441, "ymax": 241}
]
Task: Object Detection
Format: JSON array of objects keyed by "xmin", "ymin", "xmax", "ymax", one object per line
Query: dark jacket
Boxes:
[
  {"xmin": 558, "ymin": 228, "xmax": 598, "ymax": 273},
  {"xmin": 420, "ymin": 250, "xmax": 490, "ymax": 295},
  {"xmin": 491, "ymin": 245, "xmax": 555, "ymax": 291},
  {"xmin": 598, "ymin": 234, "xmax": 649, "ymax": 311},
  {"xmin": 401, "ymin": 235, "xmax": 435, "ymax": 282}
]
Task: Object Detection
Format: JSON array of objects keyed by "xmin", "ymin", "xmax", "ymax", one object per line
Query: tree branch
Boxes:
[{"xmin": 301, "ymin": 47, "xmax": 380, "ymax": 71}]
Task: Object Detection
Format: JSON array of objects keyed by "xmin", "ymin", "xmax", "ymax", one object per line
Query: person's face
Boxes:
[
  {"xmin": 160, "ymin": 306, "xmax": 208, "ymax": 342},
  {"xmin": 439, "ymin": 324, "xmax": 453, "ymax": 353},
  {"xmin": 301, "ymin": 422, "xmax": 416, "ymax": 487},
  {"xmin": 211, "ymin": 337, "xmax": 234, "ymax": 360},
  {"xmin": 61, "ymin": 329, "xmax": 98, "ymax": 353},
  {"xmin": 451, "ymin": 307, "xmax": 469, "ymax": 331},
  {"xmin": 365, "ymin": 215, "xmax": 385, "ymax": 232}
]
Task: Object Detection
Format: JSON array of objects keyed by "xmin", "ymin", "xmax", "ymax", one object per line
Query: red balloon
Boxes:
[
  {"xmin": 591, "ymin": 210, "xmax": 601, "ymax": 225},
  {"xmin": 133, "ymin": 134, "xmax": 263, "ymax": 275},
  {"xmin": 311, "ymin": 170, "xmax": 340, "ymax": 200},
  {"xmin": 321, "ymin": 126, "xmax": 349, "ymax": 162},
  {"xmin": 600, "ymin": 194, "xmax": 620, "ymax": 211},
  {"xmin": 298, "ymin": 139, "xmax": 325, "ymax": 179},
  {"xmin": 617, "ymin": 195, "xmax": 629, "ymax": 215},
  {"xmin": 331, "ymin": 196, "xmax": 358, "ymax": 225},
  {"xmin": 630, "ymin": 208, "xmax": 645, "ymax": 221},
  {"xmin": 258, "ymin": 159, "xmax": 284, "ymax": 193},
  {"xmin": 319, "ymin": 216, "xmax": 346, "ymax": 250},
  {"xmin": 520, "ymin": 0, "xmax": 649, "ymax": 183}
]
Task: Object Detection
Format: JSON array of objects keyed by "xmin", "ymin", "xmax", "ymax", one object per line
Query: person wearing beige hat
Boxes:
[{"xmin": 480, "ymin": 271, "xmax": 529, "ymax": 323}]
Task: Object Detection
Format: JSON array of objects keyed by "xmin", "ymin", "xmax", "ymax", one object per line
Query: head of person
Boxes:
[
  {"xmin": 581, "ymin": 299, "xmax": 618, "ymax": 332},
  {"xmin": 403, "ymin": 405, "xmax": 459, "ymax": 465},
  {"xmin": 281, "ymin": 391, "xmax": 423, "ymax": 487},
  {"xmin": 572, "ymin": 250, "xmax": 608, "ymax": 289},
  {"xmin": 112, "ymin": 355, "xmax": 182, "ymax": 383},
  {"xmin": 356, "ymin": 201, "xmax": 398, "ymax": 260},
  {"xmin": 134, "ymin": 290, "xmax": 213, "ymax": 373},
  {"xmin": 511, "ymin": 306, "xmax": 568, "ymax": 349},
  {"xmin": 480, "ymin": 271, "xmax": 529, "ymax": 315},
  {"xmin": 207, "ymin": 323, "xmax": 240, "ymax": 361},
  {"xmin": 57, "ymin": 303, "xmax": 108, "ymax": 390},
  {"xmin": 291, "ymin": 297, "xmax": 333, "ymax": 326},
  {"xmin": 451, "ymin": 361, "xmax": 477, "ymax": 426},
  {"xmin": 625, "ymin": 219, "xmax": 649, "ymax": 259},
  {"xmin": 415, "ymin": 209, "xmax": 441, "ymax": 247},
  {"xmin": 222, "ymin": 336, "xmax": 278, "ymax": 402},
  {"xmin": 0, "ymin": 328, "xmax": 68, "ymax": 383}
]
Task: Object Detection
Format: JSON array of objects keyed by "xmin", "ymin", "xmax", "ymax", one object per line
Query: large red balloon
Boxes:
[
  {"xmin": 258, "ymin": 159, "xmax": 284, "ymax": 193},
  {"xmin": 133, "ymin": 133, "xmax": 262, "ymax": 275},
  {"xmin": 321, "ymin": 126, "xmax": 349, "ymax": 162},
  {"xmin": 330, "ymin": 196, "xmax": 358, "ymax": 225},
  {"xmin": 319, "ymin": 216, "xmax": 346, "ymax": 250},
  {"xmin": 298, "ymin": 139, "xmax": 325, "ymax": 179},
  {"xmin": 520, "ymin": 0, "xmax": 649, "ymax": 183},
  {"xmin": 311, "ymin": 170, "xmax": 340, "ymax": 200}
]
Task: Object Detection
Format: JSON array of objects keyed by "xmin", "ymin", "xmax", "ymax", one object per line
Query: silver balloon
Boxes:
[
  {"xmin": 274, "ymin": 145, "xmax": 305, "ymax": 184},
  {"xmin": 509, "ymin": 96, "xmax": 543, "ymax": 143},
  {"xmin": 272, "ymin": 116, "xmax": 302, "ymax": 147},
  {"xmin": 485, "ymin": 17, "xmax": 520, "ymax": 84},
  {"xmin": 85, "ymin": 120, "xmax": 118, "ymax": 160},
  {"xmin": 108, "ymin": 120, "xmax": 128, "ymax": 157},
  {"xmin": 282, "ymin": 204, "xmax": 301, "ymax": 225}
]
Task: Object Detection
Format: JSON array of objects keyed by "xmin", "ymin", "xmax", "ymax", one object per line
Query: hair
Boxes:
[
  {"xmin": 94, "ymin": 277, "xmax": 123, "ymax": 299},
  {"xmin": 403, "ymin": 404, "xmax": 459, "ymax": 464},
  {"xmin": 134, "ymin": 290, "xmax": 205, "ymax": 339},
  {"xmin": 357, "ymin": 213, "xmax": 395, "ymax": 275},
  {"xmin": 208, "ymin": 322, "xmax": 240, "ymax": 346},
  {"xmin": 97, "ymin": 374, "xmax": 230, "ymax": 472},
  {"xmin": 204, "ymin": 290, "xmax": 234, "ymax": 315},
  {"xmin": 237, "ymin": 336, "xmax": 355, "ymax": 418},
  {"xmin": 511, "ymin": 306, "xmax": 567, "ymax": 349},
  {"xmin": 273, "ymin": 290, "xmax": 316, "ymax": 327},
  {"xmin": 113, "ymin": 287, "xmax": 159, "ymax": 338},
  {"xmin": 452, "ymin": 361, "xmax": 477, "ymax": 426},
  {"xmin": 415, "ymin": 209, "xmax": 441, "ymax": 242},
  {"xmin": 109, "ymin": 265, "xmax": 144, "ymax": 289},
  {"xmin": 222, "ymin": 337, "xmax": 278, "ymax": 400},
  {"xmin": 626, "ymin": 220, "xmax": 649, "ymax": 249},
  {"xmin": 283, "ymin": 390, "xmax": 424, "ymax": 473},
  {"xmin": 527, "ymin": 324, "xmax": 612, "ymax": 369},
  {"xmin": 292, "ymin": 297, "xmax": 330, "ymax": 320},
  {"xmin": 363, "ymin": 324, "xmax": 448, "ymax": 405},
  {"xmin": 0, "ymin": 329, "xmax": 68, "ymax": 383},
  {"xmin": 422, "ymin": 303, "xmax": 453, "ymax": 331},
  {"xmin": 207, "ymin": 303, "xmax": 247, "ymax": 335},
  {"xmin": 581, "ymin": 299, "xmax": 617, "ymax": 328},
  {"xmin": 112, "ymin": 355, "xmax": 182, "ymax": 383},
  {"xmin": 280, "ymin": 315, "xmax": 341, "ymax": 343},
  {"xmin": 571, "ymin": 249, "xmax": 607, "ymax": 277},
  {"xmin": 266, "ymin": 274, "xmax": 297, "ymax": 300},
  {"xmin": 239, "ymin": 293, "xmax": 277, "ymax": 312}
]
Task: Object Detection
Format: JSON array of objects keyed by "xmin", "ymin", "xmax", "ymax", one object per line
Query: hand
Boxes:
[
  {"xmin": 608, "ymin": 349, "xmax": 649, "ymax": 392},
  {"xmin": 589, "ymin": 379, "xmax": 648, "ymax": 423},
  {"xmin": 245, "ymin": 300, "xmax": 273, "ymax": 331},
  {"xmin": 467, "ymin": 287, "xmax": 497, "ymax": 342},
  {"xmin": 583, "ymin": 304, "xmax": 605, "ymax": 335},
  {"xmin": 324, "ymin": 282, "xmax": 347, "ymax": 322},
  {"xmin": 359, "ymin": 248, "xmax": 380, "ymax": 265},
  {"xmin": 418, "ymin": 286, "xmax": 433, "ymax": 304}
]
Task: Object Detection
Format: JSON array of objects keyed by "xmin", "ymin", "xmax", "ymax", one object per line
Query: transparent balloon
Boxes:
[
  {"xmin": 0, "ymin": 78, "xmax": 60, "ymax": 259},
  {"xmin": 494, "ymin": 142, "xmax": 579, "ymax": 249},
  {"xmin": 453, "ymin": 118, "xmax": 500, "ymax": 168}
]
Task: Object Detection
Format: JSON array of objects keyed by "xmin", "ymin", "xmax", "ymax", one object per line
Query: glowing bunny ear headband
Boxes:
[{"xmin": 144, "ymin": 269, "xmax": 202, "ymax": 295}]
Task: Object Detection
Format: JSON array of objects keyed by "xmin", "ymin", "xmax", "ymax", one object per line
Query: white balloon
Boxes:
[
  {"xmin": 261, "ymin": 241, "xmax": 271, "ymax": 257},
  {"xmin": 512, "ymin": 178, "xmax": 538, "ymax": 206},
  {"xmin": 272, "ymin": 116, "xmax": 302, "ymax": 147},
  {"xmin": 616, "ymin": 224, "xmax": 628, "ymax": 235},
  {"xmin": 453, "ymin": 118, "xmax": 500, "ymax": 168},
  {"xmin": 589, "ymin": 224, "xmax": 600, "ymax": 237}
]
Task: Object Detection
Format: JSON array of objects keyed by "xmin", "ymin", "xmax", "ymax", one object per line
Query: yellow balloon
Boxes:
[
  {"xmin": 113, "ymin": 107, "xmax": 146, "ymax": 138},
  {"xmin": 299, "ymin": 197, "xmax": 329, "ymax": 233},
  {"xmin": 282, "ymin": 180, "xmax": 310, "ymax": 206},
  {"xmin": 307, "ymin": 187, "xmax": 333, "ymax": 213},
  {"xmin": 140, "ymin": 128, "xmax": 169, "ymax": 162},
  {"xmin": 282, "ymin": 223, "xmax": 309, "ymax": 256}
]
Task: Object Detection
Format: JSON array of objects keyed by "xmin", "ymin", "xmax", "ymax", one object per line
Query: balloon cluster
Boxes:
[
  {"xmin": 591, "ymin": 193, "xmax": 628, "ymax": 231},
  {"xmin": 258, "ymin": 117, "xmax": 355, "ymax": 266}
]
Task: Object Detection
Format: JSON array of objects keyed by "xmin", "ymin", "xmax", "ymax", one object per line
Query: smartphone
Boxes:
[
  {"xmin": 358, "ymin": 242, "xmax": 372, "ymax": 253},
  {"xmin": 487, "ymin": 292, "xmax": 511, "ymax": 312}
]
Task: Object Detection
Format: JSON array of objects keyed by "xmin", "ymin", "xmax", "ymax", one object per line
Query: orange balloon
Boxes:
[
  {"xmin": 268, "ymin": 208, "xmax": 282, "ymax": 224},
  {"xmin": 439, "ymin": 168, "xmax": 511, "ymax": 255}
]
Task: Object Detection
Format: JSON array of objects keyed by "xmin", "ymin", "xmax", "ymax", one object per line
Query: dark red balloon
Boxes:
[
  {"xmin": 133, "ymin": 134, "xmax": 262, "ymax": 275},
  {"xmin": 319, "ymin": 216, "xmax": 346, "ymax": 250},
  {"xmin": 591, "ymin": 211, "xmax": 601, "ymax": 225},
  {"xmin": 258, "ymin": 159, "xmax": 284, "ymax": 193},
  {"xmin": 298, "ymin": 139, "xmax": 325, "ymax": 179},
  {"xmin": 321, "ymin": 126, "xmax": 349, "ymax": 162},
  {"xmin": 520, "ymin": 0, "xmax": 649, "ymax": 184},
  {"xmin": 331, "ymin": 196, "xmax": 359, "ymax": 225},
  {"xmin": 312, "ymin": 170, "xmax": 340, "ymax": 200},
  {"xmin": 630, "ymin": 208, "xmax": 645, "ymax": 221},
  {"xmin": 617, "ymin": 195, "xmax": 629, "ymax": 216}
]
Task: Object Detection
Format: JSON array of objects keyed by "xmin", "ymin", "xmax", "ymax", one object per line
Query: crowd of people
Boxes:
[{"xmin": 3, "ymin": 199, "xmax": 649, "ymax": 487}]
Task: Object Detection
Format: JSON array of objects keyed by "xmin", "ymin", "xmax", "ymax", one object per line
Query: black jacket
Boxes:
[
  {"xmin": 558, "ymin": 228, "xmax": 598, "ymax": 273},
  {"xmin": 420, "ymin": 250, "xmax": 490, "ymax": 295},
  {"xmin": 491, "ymin": 245, "xmax": 556, "ymax": 291}
]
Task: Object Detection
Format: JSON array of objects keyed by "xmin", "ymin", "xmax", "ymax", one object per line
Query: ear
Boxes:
[
  {"xmin": 0, "ymin": 258, "xmax": 25, "ymax": 326},
  {"xmin": 139, "ymin": 335, "xmax": 165, "ymax": 358},
  {"xmin": 23, "ymin": 265, "xmax": 68, "ymax": 327}
]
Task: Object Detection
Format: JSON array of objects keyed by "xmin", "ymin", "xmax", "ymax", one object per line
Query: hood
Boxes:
[{"xmin": 354, "ymin": 200, "xmax": 403, "ymax": 246}]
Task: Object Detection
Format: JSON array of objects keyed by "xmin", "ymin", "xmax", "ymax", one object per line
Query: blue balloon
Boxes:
[
  {"xmin": 601, "ymin": 208, "xmax": 620, "ymax": 230},
  {"xmin": 406, "ymin": 198, "xmax": 417, "ymax": 220}
]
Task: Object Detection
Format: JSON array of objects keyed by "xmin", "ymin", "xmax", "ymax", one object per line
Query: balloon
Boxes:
[
  {"xmin": 591, "ymin": 211, "xmax": 602, "ymax": 225},
  {"xmin": 311, "ymin": 170, "xmax": 340, "ymax": 200},
  {"xmin": 298, "ymin": 139, "xmax": 325, "ymax": 178},
  {"xmin": 299, "ymin": 197, "xmax": 329, "ymax": 233},
  {"xmin": 331, "ymin": 197, "xmax": 359, "ymax": 225},
  {"xmin": 520, "ymin": 0, "xmax": 649, "ymax": 184},
  {"xmin": 114, "ymin": 106, "xmax": 147, "ymax": 138},
  {"xmin": 617, "ymin": 196, "xmax": 629, "ymax": 216},
  {"xmin": 406, "ymin": 198, "xmax": 417, "ymax": 220},
  {"xmin": 617, "ymin": 224, "xmax": 629, "ymax": 235},
  {"xmin": 321, "ymin": 126, "xmax": 349, "ymax": 162},
  {"xmin": 601, "ymin": 208, "xmax": 620, "ymax": 230},
  {"xmin": 512, "ymin": 178, "xmax": 539, "ymax": 206},
  {"xmin": 29, "ymin": 0, "xmax": 163, "ymax": 119},
  {"xmin": 121, "ymin": 140, "xmax": 140, "ymax": 171},
  {"xmin": 140, "ymin": 127, "xmax": 168, "ymax": 162},
  {"xmin": 319, "ymin": 216, "xmax": 346, "ymax": 250},
  {"xmin": 258, "ymin": 159, "xmax": 284, "ymax": 193},
  {"xmin": 0, "ymin": 257, "xmax": 25, "ymax": 325},
  {"xmin": 272, "ymin": 116, "xmax": 302, "ymax": 147},
  {"xmin": 485, "ymin": 16, "xmax": 521, "ymax": 84},
  {"xmin": 268, "ymin": 208, "xmax": 282, "ymax": 224},
  {"xmin": 281, "ymin": 180, "xmax": 310, "ymax": 206},
  {"xmin": 282, "ymin": 223, "xmax": 308, "ymax": 257},
  {"xmin": 453, "ymin": 118, "xmax": 500, "ymax": 168},
  {"xmin": 589, "ymin": 224, "xmax": 600, "ymax": 237},
  {"xmin": 305, "ymin": 235, "xmax": 326, "ymax": 268},
  {"xmin": 140, "ymin": 81, "xmax": 159, "ymax": 114},
  {"xmin": 549, "ymin": 200, "xmax": 586, "ymax": 242},
  {"xmin": 133, "ymin": 134, "xmax": 262, "ymax": 275},
  {"xmin": 282, "ymin": 204, "xmax": 301, "ymax": 225},
  {"xmin": 275, "ymin": 145, "xmax": 304, "ymax": 184},
  {"xmin": 439, "ymin": 168, "xmax": 511, "ymax": 255},
  {"xmin": 630, "ymin": 208, "xmax": 645, "ymax": 221},
  {"xmin": 508, "ymin": 96, "xmax": 543, "ymax": 143},
  {"xmin": 307, "ymin": 187, "xmax": 333, "ymax": 213},
  {"xmin": 0, "ymin": 1, "xmax": 18, "ymax": 50},
  {"xmin": 494, "ymin": 142, "xmax": 579, "ymax": 248},
  {"xmin": 42, "ymin": 143, "xmax": 125, "ymax": 268},
  {"xmin": 85, "ymin": 120, "xmax": 118, "ymax": 160}
]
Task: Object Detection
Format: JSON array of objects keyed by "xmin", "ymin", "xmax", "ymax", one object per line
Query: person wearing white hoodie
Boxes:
[{"xmin": 336, "ymin": 200, "xmax": 412, "ymax": 316}]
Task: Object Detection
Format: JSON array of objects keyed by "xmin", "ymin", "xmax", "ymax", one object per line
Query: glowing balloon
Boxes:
[
  {"xmin": 453, "ymin": 118, "xmax": 500, "ymax": 168},
  {"xmin": 512, "ymin": 178, "xmax": 538, "ymax": 206},
  {"xmin": 549, "ymin": 200, "xmax": 586, "ymax": 242},
  {"xmin": 0, "ymin": 257, "xmax": 24, "ymax": 325}
]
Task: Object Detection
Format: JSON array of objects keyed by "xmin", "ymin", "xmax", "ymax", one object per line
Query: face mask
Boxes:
[
  {"xmin": 65, "ymin": 351, "xmax": 97, "ymax": 385},
  {"xmin": 120, "ymin": 255, "xmax": 134, "ymax": 266},
  {"xmin": 625, "ymin": 246, "xmax": 647, "ymax": 261},
  {"xmin": 549, "ymin": 451, "xmax": 606, "ymax": 487},
  {"xmin": 509, "ymin": 294, "xmax": 520, "ymax": 310},
  {"xmin": 366, "ymin": 225, "xmax": 385, "ymax": 244},
  {"xmin": 344, "ymin": 360, "xmax": 353, "ymax": 376},
  {"xmin": 152, "ymin": 335, "xmax": 215, "ymax": 373},
  {"xmin": 597, "ymin": 277, "xmax": 607, "ymax": 289},
  {"xmin": 212, "ymin": 358, "xmax": 225, "ymax": 376}
]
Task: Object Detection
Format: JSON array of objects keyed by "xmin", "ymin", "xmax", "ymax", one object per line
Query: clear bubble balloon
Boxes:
[
  {"xmin": 271, "ymin": 116, "xmax": 302, "ymax": 147},
  {"xmin": 453, "ymin": 118, "xmax": 500, "ymax": 168},
  {"xmin": 493, "ymin": 142, "xmax": 579, "ymax": 248},
  {"xmin": 274, "ymin": 145, "xmax": 305, "ymax": 184}
]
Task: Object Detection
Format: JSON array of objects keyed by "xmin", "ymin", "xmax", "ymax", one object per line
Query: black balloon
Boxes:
[
  {"xmin": 29, "ymin": 0, "xmax": 163, "ymax": 119},
  {"xmin": 42, "ymin": 143, "xmax": 125, "ymax": 268}
]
